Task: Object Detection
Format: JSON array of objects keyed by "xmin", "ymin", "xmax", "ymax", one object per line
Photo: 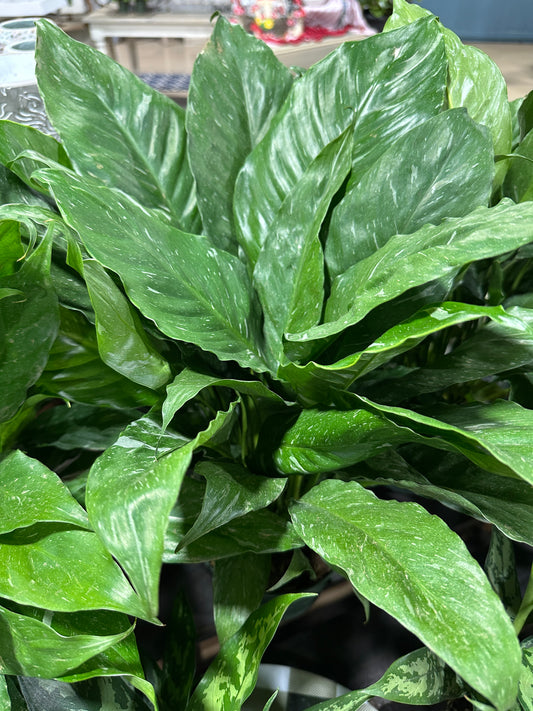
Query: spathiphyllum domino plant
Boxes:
[{"xmin": 1, "ymin": 0, "xmax": 533, "ymax": 708}]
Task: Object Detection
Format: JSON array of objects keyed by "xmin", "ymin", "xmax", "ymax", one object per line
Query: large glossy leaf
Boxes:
[
  {"xmin": 187, "ymin": 17, "xmax": 293, "ymax": 253},
  {"xmin": 0, "ymin": 450, "xmax": 89, "ymax": 534},
  {"xmin": 0, "ymin": 523, "xmax": 147, "ymax": 618},
  {"xmin": 87, "ymin": 406, "xmax": 237, "ymax": 619},
  {"xmin": 40, "ymin": 169, "xmax": 268, "ymax": 372},
  {"xmin": 213, "ymin": 553, "xmax": 271, "ymax": 645},
  {"xmin": 82, "ymin": 259, "xmax": 171, "ymax": 391},
  {"xmin": 0, "ymin": 229, "xmax": 59, "ymax": 423},
  {"xmin": 253, "ymin": 128, "xmax": 353, "ymax": 363},
  {"xmin": 290, "ymin": 479, "xmax": 521, "ymax": 711},
  {"xmin": 326, "ymin": 109, "xmax": 493, "ymax": 280},
  {"xmin": 292, "ymin": 201, "xmax": 533, "ymax": 344},
  {"xmin": 177, "ymin": 461, "xmax": 287, "ymax": 550},
  {"xmin": 185, "ymin": 593, "xmax": 312, "ymax": 711},
  {"xmin": 0, "ymin": 604, "xmax": 133, "ymax": 678},
  {"xmin": 306, "ymin": 646, "xmax": 463, "ymax": 710},
  {"xmin": 234, "ymin": 17, "xmax": 446, "ymax": 265},
  {"xmin": 386, "ymin": 0, "xmax": 512, "ymax": 187},
  {"xmin": 279, "ymin": 302, "xmax": 511, "ymax": 403},
  {"xmin": 272, "ymin": 406, "xmax": 420, "ymax": 475},
  {"xmin": 35, "ymin": 20, "xmax": 199, "ymax": 233}
]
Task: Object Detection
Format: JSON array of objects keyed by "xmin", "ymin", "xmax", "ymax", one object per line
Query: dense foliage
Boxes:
[{"xmin": 1, "ymin": 0, "xmax": 533, "ymax": 708}]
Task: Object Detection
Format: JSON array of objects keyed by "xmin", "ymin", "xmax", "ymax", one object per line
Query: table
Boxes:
[
  {"xmin": 83, "ymin": 6, "xmax": 372, "ymax": 77},
  {"xmin": 84, "ymin": 8, "xmax": 214, "ymax": 73}
]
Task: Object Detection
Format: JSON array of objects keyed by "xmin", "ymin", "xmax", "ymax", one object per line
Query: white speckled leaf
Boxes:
[
  {"xmin": 36, "ymin": 20, "xmax": 199, "ymax": 233},
  {"xmin": 290, "ymin": 479, "xmax": 521, "ymax": 711},
  {"xmin": 187, "ymin": 17, "xmax": 293, "ymax": 253},
  {"xmin": 0, "ymin": 451, "xmax": 89, "ymax": 534},
  {"xmin": 87, "ymin": 407, "xmax": 237, "ymax": 619},
  {"xmin": 234, "ymin": 17, "xmax": 446, "ymax": 266}
]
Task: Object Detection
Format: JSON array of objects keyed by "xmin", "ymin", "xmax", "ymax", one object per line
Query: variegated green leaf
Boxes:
[
  {"xmin": 36, "ymin": 20, "xmax": 199, "ymax": 233},
  {"xmin": 185, "ymin": 594, "xmax": 313, "ymax": 711},
  {"xmin": 87, "ymin": 406, "xmax": 237, "ymax": 619},
  {"xmin": 290, "ymin": 479, "xmax": 521, "ymax": 711},
  {"xmin": 187, "ymin": 17, "xmax": 293, "ymax": 253},
  {"xmin": 177, "ymin": 461, "xmax": 287, "ymax": 550},
  {"xmin": 0, "ymin": 450, "xmax": 89, "ymax": 534},
  {"xmin": 306, "ymin": 647, "xmax": 463, "ymax": 710}
]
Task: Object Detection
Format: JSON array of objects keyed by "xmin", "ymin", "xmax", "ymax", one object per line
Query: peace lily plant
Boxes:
[{"xmin": 1, "ymin": 0, "xmax": 533, "ymax": 708}]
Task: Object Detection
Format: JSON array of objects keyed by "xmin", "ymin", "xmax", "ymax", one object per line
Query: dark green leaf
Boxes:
[
  {"xmin": 485, "ymin": 528, "xmax": 522, "ymax": 620},
  {"xmin": 40, "ymin": 170, "xmax": 268, "ymax": 372},
  {"xmin": 37, "ymin": 307, "xmax": 157, "ymax": 410},
  {"xmin": 187, "ymin": 17, "xmax": 293, "ymax": 253},
  {"xmin": 0, "ymin": 121, "xmax": 70, "ymax": 194},
  {"xmin": 162, "ymin": 368, "xmax": 285, "ymax": 431},
  {"xmin": 290, "ymin": 479, "xmax": 521, "ymax": 711},
  {"xmin": 234, "ymin": 17, "xmax": 446, "ymax": 265},
  {"xmin": 352, "ymin": 449, "xmax": 533, "ymax": 547},
  {"xmin": 519, "ymin": 91, "xmax": 533, "ymax": 141},
  {"xmin": 177, "ymin": 461, "xmax": 287, "ymax": 550},
  {"xmin": 279, "ymin": 302, "xmax": 510, "ymax": 403},
  {"xmin": 0, "ymin": 229, "xmax": 59, "ymax": 423},
  {"xmin": 160, "ymin": 589, "xmax": 196, "ymax": 711},
  {"xmin": 185, "ymin": 593, "xmax": 312, "ymax": 711},
  {"xmin": 213, "ymin": 553, "xmax": 271, "ymax": 644},
  {"xmin": 18, "ymin": 676, "xmax": 153, "ymax": 711},
  {"xmin": 364, "ymin": 304, "xmax": 533, "ymax": 403},
  {"xmin": 164, "ymin": 481, "xmax": 302, "ymax": 563},
  {"xmin": 272, "ymin": 406, "xmax": 417, "ymax": 475},
  {"xmin": 35, "ymin": 19, "xmax": 199, "ymax": 233},
  {"xmin": 503, "ymin": 130, "xmax": 533, "ymax": 203},
  {"xmin": 326, "ymin": 109, "xmax": 493, "ymax": 280}
]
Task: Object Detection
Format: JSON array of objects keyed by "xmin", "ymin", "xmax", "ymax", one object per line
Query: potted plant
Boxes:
[{"xmin": 0, "ymin": 0, "xmax": 533, "ymax": 708}]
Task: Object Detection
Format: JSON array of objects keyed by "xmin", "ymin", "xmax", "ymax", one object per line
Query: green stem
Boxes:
[{"xmin": 514, "ymin": 563, "xmax": 533, "ymax": 634}]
